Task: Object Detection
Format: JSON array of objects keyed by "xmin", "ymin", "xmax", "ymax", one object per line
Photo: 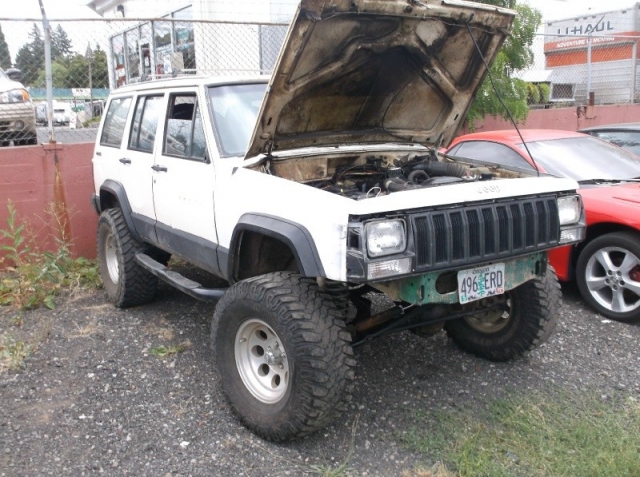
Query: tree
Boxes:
[
  {"xmin": 65, "ymin": 54, "xmax": 91, "ymax": 88},
  {"xmin": 91, "ymin": 45, "xmax": 109, "ymax": 89},
  {"xmin": 466, "ymin": 0, "xmax": 542, "ymax": 127},
  {"xmin": 14, "ymin": 23, "xmax": 45, "ymax": 86},
  {"xmin": 0, "ymin": 25, "xmax": 11, "ymax": 70},
  {"xmin": 51, "ymin": 24, "xmax": 72, "ymax": 61},
  {"xmin": 36, "ymin": 59, "xmax": 69, "ymax": 88}
]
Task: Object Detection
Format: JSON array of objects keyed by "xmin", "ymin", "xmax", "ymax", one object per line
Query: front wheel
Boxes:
[
  {"xmin": 211, "ymin": 272, "xmax": 355, "ymax": 441},
  {"xmin": 445, "ymin": 267, "xmax": 561, "ymax": 362},
  {"xmin": 576, "ymin": 232, "xmax": 640, "ymax": 323}
]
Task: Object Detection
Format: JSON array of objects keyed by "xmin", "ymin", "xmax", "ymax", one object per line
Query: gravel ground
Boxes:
[{"xmin": 1, "ymin": 281, "xmax": 639, "ymax": 476}]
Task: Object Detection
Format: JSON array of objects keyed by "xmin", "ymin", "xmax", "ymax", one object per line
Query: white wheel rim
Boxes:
[
  {"xmin": 234, "ymin": 318, "xmax": 290, "ymax": 404},
  {"xmin": 585, "ymin": 246, "xmax": 640, "ymax": 314},
  {"xmin": 104, "ymin": 232, "xmax": 119, "ymax": 284}
]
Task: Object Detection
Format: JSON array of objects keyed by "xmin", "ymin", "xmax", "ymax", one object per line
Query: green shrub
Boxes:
[{"xmin": 0, "ymin": 202, "xmax": 100, "ymax": 310}]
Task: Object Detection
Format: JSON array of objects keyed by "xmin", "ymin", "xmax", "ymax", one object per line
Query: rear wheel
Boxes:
[
  {"xmin": 445, "ymin": 268, "xmax": 561, "ymax": 361},
  {"xmin": 97, "ymin": 208, "xmax": 158, "ymax": 307},
  {"xmin": 211, "ymin": 272, "xmax": 355, "ymax": 441},
  {"xmin": 576, "ymin": 232, "xmax": 640, "ymax": 323}
]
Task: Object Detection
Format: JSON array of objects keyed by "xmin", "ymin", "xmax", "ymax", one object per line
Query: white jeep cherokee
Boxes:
[{"xmin": 92, "ymin": 0, "xmax": 586, "ymax": 441}]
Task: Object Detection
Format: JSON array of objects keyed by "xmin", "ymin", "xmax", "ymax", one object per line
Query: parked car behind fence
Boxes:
[{"xmin": 0, "ymin": 67, "xmax": 37, "ymax": 146}]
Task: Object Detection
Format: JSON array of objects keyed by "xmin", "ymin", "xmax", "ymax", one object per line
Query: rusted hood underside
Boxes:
[{"xmin": 245, "ymin": 0, "xmax": 515, "ymax": 158}]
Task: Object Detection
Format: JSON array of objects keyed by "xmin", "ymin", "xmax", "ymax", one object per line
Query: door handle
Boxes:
[
  {"xmin": 119, "ymin": 158, "xmax": 131, "ymax": 164},
  {"xmin": 151, "ymin": 164, "xmax": 168, "ymax": 172}
]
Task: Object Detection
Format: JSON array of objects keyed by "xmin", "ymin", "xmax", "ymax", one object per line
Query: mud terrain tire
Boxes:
[
  {"xmin": 444, "ymin": 268, "xmax": 561, "ymax": 362},
  {"xmin": 211, "ymin": 271, "xmax": 355, "ymax": 441}
]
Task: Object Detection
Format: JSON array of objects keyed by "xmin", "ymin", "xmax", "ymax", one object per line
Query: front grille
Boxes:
[
  {"xmin": 413, "ymin": 196, "xmax": 559, "ymax": 270},
  {"xmin": 0, "ymin": 121, "xmax": 10, "ymax": 132}
]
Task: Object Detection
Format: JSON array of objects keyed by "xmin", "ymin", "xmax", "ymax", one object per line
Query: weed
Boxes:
[
  {"xmin": 149, "ymin": 342, "xmax": 189, "ymax": 359},
  {"xmin": 0, "ymin": 333, "xmax": 32, "ymax": 370},
  {"xmin": 308, "ymin": 415, "xmax": 359, "ymax": 477},
  {"xmin": 0, "ymin": 202, "xmax": 100, "ymax": 310},
  {"xmin": 401, "ymin": 463, "xmax": 457, "ymax": 477},
  {"xmin": 69, "ymin": 319, "xmax": 104, "ymax": 339}
]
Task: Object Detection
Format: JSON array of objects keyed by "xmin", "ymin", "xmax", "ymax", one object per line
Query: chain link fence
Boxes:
[
  {"xmin": 0, "ymin": 17, "xmax": 288, "ymax": 145},
  {"xmin": 520, "ymin": 32, "xmax": 640, "ymax": 108}
]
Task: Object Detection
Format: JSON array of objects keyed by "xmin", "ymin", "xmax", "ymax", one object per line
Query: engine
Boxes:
[{"xmin": 307, "ymin": 154, "xmax": 486, "ymax": 200}]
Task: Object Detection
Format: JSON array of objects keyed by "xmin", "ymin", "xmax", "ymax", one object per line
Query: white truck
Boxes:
[{"xmin": 91, "ymin": 0, "xmax": 586, "ymax": 441}]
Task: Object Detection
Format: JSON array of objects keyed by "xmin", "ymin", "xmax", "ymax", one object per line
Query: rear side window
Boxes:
[
  {"xmin": 591, "ymin": 131, "xmax": 640, "ymax": 155},
  {"xmin": 100, "ymin": 97, "xmax": 132, "ymax": 147},
  {"xmin": 164, "ymin": 94, "xmax": 207, "ymax": 160},
  {"xmin": 128, "ymin": 95, "xmax": 164, "ymax": 153}
]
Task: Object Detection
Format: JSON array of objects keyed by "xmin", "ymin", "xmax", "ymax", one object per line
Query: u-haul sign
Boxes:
[{"xmin": 544, "ymin": 3, "xmax": 640, "ymax": 50}]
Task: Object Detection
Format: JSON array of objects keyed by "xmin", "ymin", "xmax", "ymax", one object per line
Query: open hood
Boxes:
[{"xmin": 246, "ymin": 0, "xmax": 515, "ymax": 158}]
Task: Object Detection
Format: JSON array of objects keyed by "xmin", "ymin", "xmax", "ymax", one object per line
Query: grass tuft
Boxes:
[
  {"xmin": 149, "ymin": 342, "xmax": 189, "ymax": 359},
  {"xmin": 0, "ymin": 333, "xmax": 33, "ymax": 370}
]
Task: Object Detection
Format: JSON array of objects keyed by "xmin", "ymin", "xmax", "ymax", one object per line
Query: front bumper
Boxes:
[
  {"xmin": 0, "ymin": 102, "xmax": 37, "ymax": 140},
  {"xmin": 372, "ymin": 253, "xmax": 547, "ymax": 306},
  {"xmin": 346, "ymin": 193, "xmax": 585, "ymax": 284}
]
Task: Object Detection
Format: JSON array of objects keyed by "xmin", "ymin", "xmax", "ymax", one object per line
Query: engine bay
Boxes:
[{"xmin": 259, "ymin": 149, "xmax": 528, "ymax": 200}]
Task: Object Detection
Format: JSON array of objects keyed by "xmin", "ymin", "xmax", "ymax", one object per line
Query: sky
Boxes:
[{"xmin": 1, "ymin": 0, "xmax": 640, "ymax": 63}]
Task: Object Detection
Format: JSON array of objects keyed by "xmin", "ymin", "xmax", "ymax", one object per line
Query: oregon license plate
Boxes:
[{"xmin": 457, "ymin": 263, "xmax": 505, "ymax": 304}]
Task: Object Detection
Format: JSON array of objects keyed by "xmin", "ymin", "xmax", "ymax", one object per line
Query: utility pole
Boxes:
[
  {"xmin": 86, "ymin": 42, "xmax": 93, "ymax": 120},
  {"xmin": 37, "ymin": 0, "xmax": 55, "ymax": 142}
]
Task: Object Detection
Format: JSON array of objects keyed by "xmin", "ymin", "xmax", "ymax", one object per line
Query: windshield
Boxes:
[
  {"xmin": 208, "ymin": 83, "xmax": 267, "ymax": 157},
  {"xmin": 518, "ymin": 136, "xmax": 640, "ymax": 181},
  {"xmin": 0, "ymin": 68, "xmax": 6, "ymax": 80}
]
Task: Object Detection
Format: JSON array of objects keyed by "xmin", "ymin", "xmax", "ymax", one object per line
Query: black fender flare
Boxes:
[
  {"xmin": 98, "ymin": 180, "xmax": 142, "ymax": 243},
  {"xmin": 228, "ymin": 213, "xmax": 326, "ymax": 281}
]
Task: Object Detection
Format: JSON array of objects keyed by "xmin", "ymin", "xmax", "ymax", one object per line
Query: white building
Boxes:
[
  {"xmin": 87, "ymin": 0, "xmax": 299, "ymax": 88},
  {"xmin": 542, "ymin": 3, "xmax": 640, "ymax": 104}
]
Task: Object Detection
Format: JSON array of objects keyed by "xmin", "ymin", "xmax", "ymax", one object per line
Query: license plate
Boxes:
[{"xmin": 457, "ymin": 263, "xmax": 505, "ymax": 304}]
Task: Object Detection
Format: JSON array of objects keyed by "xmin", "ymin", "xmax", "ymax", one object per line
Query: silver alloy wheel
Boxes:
[
  {"xmin": 584, "ymin": 246, "xmax": 640, "ymax": 314},
  {"xmin": 464, "ymin": 295, "xmax": 511, "ymax": 333},
  {"xmin": 104, "ymin": 232, "xmax": 119, "ymax": 284},
  {"xmin": 234, "ymin": 318, "xmax": 290, "ymax": 404}
]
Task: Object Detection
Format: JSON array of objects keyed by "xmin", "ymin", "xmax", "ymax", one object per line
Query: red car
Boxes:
[{"xmin": 446, "ymin": 129, "xmax": 640, "ymax": 323}]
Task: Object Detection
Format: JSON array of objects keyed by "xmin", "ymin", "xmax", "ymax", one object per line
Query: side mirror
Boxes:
[{"xmin": 6, "ymin": 68, "xmax": 23, "ymax": 81}]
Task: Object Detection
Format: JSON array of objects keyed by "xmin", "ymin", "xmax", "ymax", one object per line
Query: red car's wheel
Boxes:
[{"xmin": 576, "ymin": 232, "xmax": 640, "ymax": 323}]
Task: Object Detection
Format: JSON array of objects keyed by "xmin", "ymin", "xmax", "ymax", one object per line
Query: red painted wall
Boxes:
[
  {"xmin": 465, "ymin": 103, "xmax": 640, "ymax": 134},
  {"xmin": 0, "ymin": 143, "xmax": 97, "ymax": 264}
]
